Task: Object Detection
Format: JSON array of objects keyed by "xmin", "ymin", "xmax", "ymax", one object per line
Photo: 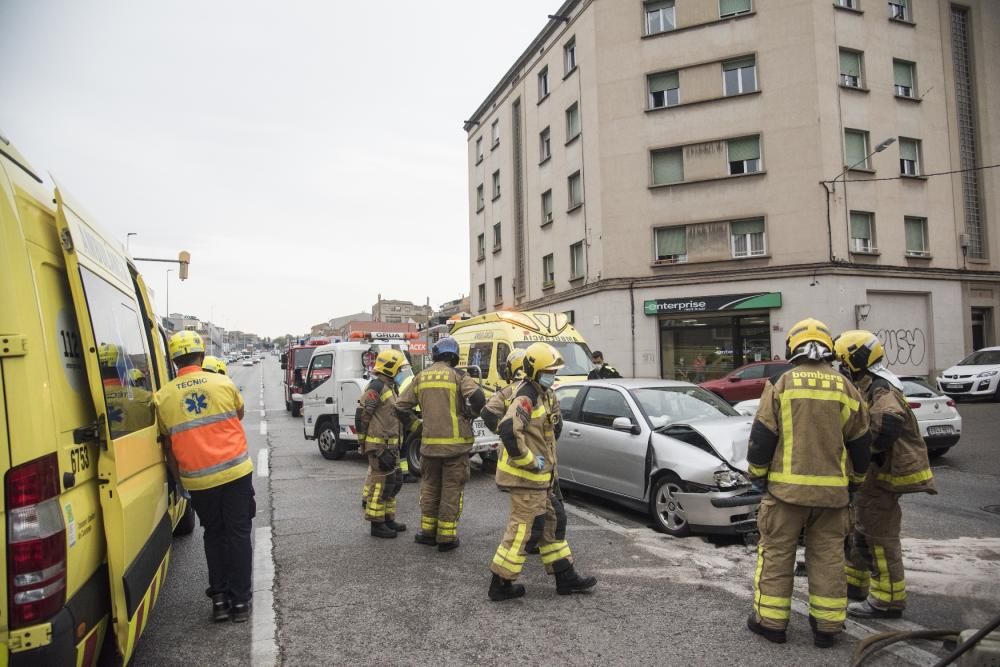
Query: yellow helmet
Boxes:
[
  {"xmin": 168, "ymin": 330, "xmax": 205, "ymax": 360},
  {"xmin": 785, "ymin": 318, "xmax": 834, "ymax": 361},
  {"xmin": 128, "ymin": 368, "xmax": 147, "ymax": 384},
  {"xmin": 522, "ymin": 342, "xmax": 564, "ymax": 382},
  {"xmin": 833, "ymin": 330, "xmax": 884, "ymax": 373},
  {"xmin": 500, "ymin": 349, "xmax": 527, "ymax": 383},
  {"xmin": 97, "ymin": 343, "xmax": 122, "ymax": 368},
  {"xmin": 203, "ymin": 355, "xmax": 227, "ymax": 375},
  {"xmin": 374, "ymin": 349, "xmax": 408, "ymax": 378}
]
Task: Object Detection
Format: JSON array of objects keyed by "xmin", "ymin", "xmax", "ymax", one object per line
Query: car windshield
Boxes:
[
  {"xmin": 630, "ymin": 386, "xmax": 739, "ymax": 429},
  {"xmin": 957, "ymin": 350, "xmax": 1000, "ymax": 366},
  {"xmin": 514, "ymin": 340, "xmax": 593, "ymax": 376},
  {"xmin": 900, "ymin": 378, "xmax": 939, "ymax": 398}
]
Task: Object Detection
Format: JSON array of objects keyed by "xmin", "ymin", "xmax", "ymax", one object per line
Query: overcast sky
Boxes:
[{"xmin": 0, "ymin": 1, "xmax": 545, "ymax": 337}]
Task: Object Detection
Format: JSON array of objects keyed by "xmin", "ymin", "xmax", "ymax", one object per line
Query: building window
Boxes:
[
  {"xmin": 566, "ymin": 103, "xmax": 581, "ymax": 141},
  {"xmin": 839, "ymin": 49, "xmax": 864, "ymax": 88},
  {"xmin": 568, "ymin": 171, "xmax": 583, "ymax": 208},
  {"xmin": 542, "ymin": 254, "xmax": 555, "ymax": 287},
  {"xmin": 893, "ymin": 59, "xmax": 916, "ymax": 97},
  {"xmin": 478, "ymin": 283, "xmax": 486, "ymax": 311},
  {"xmin": 475, "ymin": 137, "xmax": 483, "ymax": 163},
  {"xmin": 476, "ymin": 184, "xmax": 485, "ymax": 210},
  {"xmin": 651, "ymin": 149, "xmax": 684, "ymax": 185},
  {"xmin": 491, "ymin": 119, "xmax": 500, "ymax": 147},
  {"xmin": 720, "ymin": 0, "xmax": 752, "ymax": 18},
  {"xmin": 654, "ymin": 227, "xmax": 687, "ymax": 264},
  {"xmin": 850, "ymin": 211, "xmax": 876, "ymax": 252},
  {"xmin": 540, "ymin": 127, "xmax": 551, "ymax": 162},
  {"xmin": 564, "ymin": 37, "xmax": 577, "ymax": 74},
  {"xmin": 723, "ymin": 57, "xmax": 757, "ymax": 96},
  {"xmin": 645, "ymin": 1, "xmax": 676, "ymax": 35},
  {"xmin": 648, "ymin": 71, "xmax": 680, "ymax": 109},
  {"xmin": 563, "ymin": 310, "xmax": 575, "ymax": 324},
  {"xmin": 492, "ymin": 170, "xmax": 501, "ymax": 199},
  {"xmin": 727, "ymin": 136, "xmax": 761, "ymax": 175},
  {"xmin": 477, "ymin": 233, "xmax": 485, "ymax": 260},
  {"xmin": 541, "ymin": 189, "xmax": 553, "ymax": 225},
  {"xmin": 905, "ymin": 217, "xmax": 929, "ymax": 256},
  {"xmin": 494, "ymin": 276, "xmax": 503, "ymax": 305},
  {"xmin": 844, "ymin": 129, "xmax": 871, "ymax": 169},
  {"xmin": 538, "ymin": 66, "xmax": 550, "ymax": 100},
  {"xmin": 899, "ymin": 138, "xmax": 921, "ymax": 176},
  {"xmin": 837, "ymin": 0, "xmax": 858, "ymax": 8},
  {"xmin": 570, "ymin": 241, "xmax": 585, "ymax": 279},
  {"xmin": 889, "ymin": 0, "xmax": 910, "ymax": 21},
  {"xmin": 492, "ymin": 222, "xmax": 502, "ymax": 251},
  {"xmin": 731, "ymin": 218, "xmax": 767, "ymax": 257}
]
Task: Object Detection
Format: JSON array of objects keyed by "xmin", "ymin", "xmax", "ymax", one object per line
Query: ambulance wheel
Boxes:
[
  {"xmin": 317, "ymin": 423, "xmax": 342, "ymax": 460},
  {"xmin": 407, "ymin": 437, "xmax": 422, "ymax": 477},
  {"xmin": 173, "ymin": 501, "xmax": 197, "ymax": 536}
]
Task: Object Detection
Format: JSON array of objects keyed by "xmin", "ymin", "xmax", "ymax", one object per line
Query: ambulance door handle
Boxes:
[{"xmin": 568, "ymin": 430, "xmax": 582, "ymax": 438}]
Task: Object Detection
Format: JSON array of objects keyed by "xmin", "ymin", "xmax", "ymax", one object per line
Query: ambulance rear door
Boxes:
[{"xmin": 55, "ymin": 187, "xmax": 171, "ymax": 663}]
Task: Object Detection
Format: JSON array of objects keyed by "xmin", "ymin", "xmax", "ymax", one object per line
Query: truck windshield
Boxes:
[
  {"xmin": 514, "ymin": 340, "xmax": 593, "ymax": 376},
  {"xmin": 293, "ymin": 348, "xmax": 315, "ymax": 369}
]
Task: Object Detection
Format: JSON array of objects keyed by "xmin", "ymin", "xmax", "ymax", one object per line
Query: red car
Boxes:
[{"xmin": 699, "ymin": 361, "xmax": 792, "ymax": 402}]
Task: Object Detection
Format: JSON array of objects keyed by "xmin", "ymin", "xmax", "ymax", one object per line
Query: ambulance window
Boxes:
[
  {"xmin": 80, "ymin": 268, "xmax": 155, "ymax": 437},
  {"xmin": 468, "ymin": 343, "xmax": 493, "ymax": 377},
  {"xmin": 496, "ymin": 343, "xmax": 511, "ymax": 375},
  {"xmin": 160, "ymin": 329, "xmax": 176, "ymax": 380}
]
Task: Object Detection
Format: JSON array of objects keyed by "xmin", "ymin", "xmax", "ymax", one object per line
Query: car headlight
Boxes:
[
  {"xmin": 976, "ymin": 369, "xmax": 999, "ymax": 378},
  {"xmin": 714, "ymin": 468, "xmax": 750, "ymax": 489}
]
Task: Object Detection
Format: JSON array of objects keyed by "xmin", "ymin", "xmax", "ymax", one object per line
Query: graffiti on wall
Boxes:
[{"xmin": 874, "ymin": 327, "xmax": 927, "ymax": 368}]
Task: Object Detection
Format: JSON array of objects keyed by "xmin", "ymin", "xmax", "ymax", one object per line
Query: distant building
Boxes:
[{"xmin": 372, "ymin": 295, "xmax": 433, "ymax": 325}]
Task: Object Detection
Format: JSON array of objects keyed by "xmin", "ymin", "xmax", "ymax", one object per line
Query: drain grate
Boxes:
[{"xmin": 982, "ymin": 505, "xmax": 1000, "ymax": 515}]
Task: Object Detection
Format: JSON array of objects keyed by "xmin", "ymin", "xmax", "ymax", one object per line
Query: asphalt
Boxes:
[{"xmin": 132, "ymin": 360, "xmax": 999, "ymax": 666}]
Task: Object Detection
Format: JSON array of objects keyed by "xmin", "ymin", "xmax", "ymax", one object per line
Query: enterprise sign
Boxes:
[{"xmin": 644, "ymin": 292, "xmax": 781, "ymax": 315}]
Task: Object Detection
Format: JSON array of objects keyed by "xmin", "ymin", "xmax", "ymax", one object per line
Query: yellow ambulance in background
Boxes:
[
  {"xmin": 450, "ymin": 311, "xmax": 594, "ymax": 394},
  {"xmin": 0, "ymin": 137, "xmax": 192, "ymax": 665}
]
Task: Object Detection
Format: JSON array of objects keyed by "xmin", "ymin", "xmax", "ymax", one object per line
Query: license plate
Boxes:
[
  {"xmin": 470, "ymin": 441, "xmax": 500, "ymax": 454},
  {"xmin": 945, "ymin": 384, "xmax": 963, "ymax": 390},
  {"xmin": 927, "ymin": 425, "xmax": 954, "ymax": 436}
]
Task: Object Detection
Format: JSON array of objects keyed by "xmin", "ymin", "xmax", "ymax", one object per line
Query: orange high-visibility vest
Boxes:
[{"xmin": 154, "ymin": 365, "xmax": 252, "ymax": 490}]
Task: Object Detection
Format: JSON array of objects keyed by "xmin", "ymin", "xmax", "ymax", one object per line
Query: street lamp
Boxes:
[
  {"xmin": 165, "ymin": 269, "xmax": 173, "ymax": 318},
  {"xmin": 826, "ymin": 136, "xmax": 896, "ymax": 192},
  {"xmin": 126, "ymin": 232, "xmax": 137, "ymax": 254}
]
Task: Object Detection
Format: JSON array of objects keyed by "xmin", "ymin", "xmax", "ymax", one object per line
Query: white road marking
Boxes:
[
  {"xmin": 251, "ymin": 527, "xmax": 277, "ymax": 667},
  {"xmin": 259, "ymin": 421, "xmax": 267, "ymax": 436},
  {"xmin": 260, "ymin": 410, "xmax": 266, "ymax": 418},
  {"xmin": 257, "ymin": 449, "xmax": 269, "ymax": 477}
]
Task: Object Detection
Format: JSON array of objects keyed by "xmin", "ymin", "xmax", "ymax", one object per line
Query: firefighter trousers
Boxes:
[
  {"xmin": 491, "ymin": 489, "xmax": 571, "ymax": 581},
  {"xmin": 753, "ymin": 494, "xmax": 849, "ymax": 634},
  {"xmin": 418, "ymin": 454, "xmax": 470, "ymax": 543},
  {"xmin": 363, "ymin": 452, "xmax": 401, "ymax": 523},
  {"xmin": 846, "ymin": 478, "xmax": 906, "ymax": 611}
]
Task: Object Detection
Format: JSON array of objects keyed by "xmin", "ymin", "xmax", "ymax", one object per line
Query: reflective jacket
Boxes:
[
  {"xmin": 495, "ymin": 382, "xmax": 561, "ymax": 490},
  {"xmin": 155, "ymin": 365, "xmax": 251, "ymax": 491},
  {"xmin": 396, "ymin": 361, "xmax": 482, "ymax": 458},
  {"xmin": 480, "ymin": 381, "xmax": 523, "ymax": 433},
  {"xmin": 355, "ymin": 376, "xmax": 400, "ymax": 454},
  {"xmin": 857, "ymin": 375, "xmax": 936, "ymax": 495},
  {"xmin": 747, "ymin": 360, "xmax": 872, "ymax": 508}
]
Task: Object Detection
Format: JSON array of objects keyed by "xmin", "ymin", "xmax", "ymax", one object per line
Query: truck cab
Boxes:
[{"xmin": 280, "ymin": 339, "xmax": 328, "ymax": 416}]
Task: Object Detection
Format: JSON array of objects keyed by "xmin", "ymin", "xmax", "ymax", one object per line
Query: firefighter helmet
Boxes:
[
  {"xmin": 168, "ymin": 330, "xmax": 205, "ymax": 360},
  {"xmin": 202, "ymin": 355, "xmax": 227, "ymax": 375},
  {"xmin": 432, "ymin": 336, "xmax": 459, "ymax": 358},
  {"xmin": 374, "ymin": 349, "xmax": 408, "ymax": 378},
  {"xmin": 97, "ymin": 343, "xmax": 122, "ymax": 368},
  {"xmin": 833, "ymin": 330, "xmax": 884, "ymax": 373},
  {"xmin": 521, "ymin": 342, "xmax": 564, "ymax": 382},
  {"xmin": 500, "ymin": 349, "xmax": 527, "ymax": 383},
  {"xmin": 785, "ymin": 318, "xmax": 834, "ymax": 362}
]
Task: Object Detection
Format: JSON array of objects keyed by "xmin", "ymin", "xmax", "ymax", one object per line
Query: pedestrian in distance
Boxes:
[
  {"xmin": 487, "ymin": 342, "xmax": 596, "ymax": 601},
  {"xmin": 396, "ymin": 336, "xmax": 485, "ymax": 551},
  {"xmin": 692, "ymin": 353, "xmax": 707, "ymax": 383},
  {"xmin": 356, "ymin": 349, "xmax": 411, "ymax": 538},
  {"xmin": 745, "ymin": 318, "xmax": 872, "ymax": 648},
  {"xmin": 154, "ymin": 331, "xmax": 255, "ymax": 623},
  {"xmin": 588, "ymin": 350, "xmax": 621, "ymax": 379},
  {"xmin": 834, "ymin": 330, "xmax": 936, "ymax": 619}
]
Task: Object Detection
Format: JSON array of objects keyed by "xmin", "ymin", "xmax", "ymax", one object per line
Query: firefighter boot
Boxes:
[
  {"xmin": 371, "ymin": 522, "xmax": 398, "ymax": 539},
  {"xmin": 230, "ymin": 601, "xmax": 251, "ymax": 623},
  {"xmin": 211, "ymin": 593, "xmax": 231, "ymax": 622},
  {"xmin": 848, "ymin": 600, "xmax": 902, "ymax": 619},
  {"xmin": 385, "ymin": 519, "xmax": 407, "ymax": 532},
  {"xmin": 809, "ymin": 615, "xmax": 838, "ymax": 649},
  {"xmin": 747, "ymin": 613, "xmax": 787, "ymax": 644},
  {"xmin": 847, "ymin": 584, "xmax": 867, "ymax": 601},
  {"xmin": 438, "ymin": 538, "xmax": 460, "ymax": 552},
  {"xmin": 414, "ymin": 532, "xmax": 437, "ymax": 546},
  {"xmin": 488, "ymin": 574, "xmax": 526, "ymax": 602},
  {"xmin": 553, "ymin": 561, "xmax": 597, "ymax": 595}
]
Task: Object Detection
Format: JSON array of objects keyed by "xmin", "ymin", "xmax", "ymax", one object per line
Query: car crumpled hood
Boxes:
[{"xmin": 664, "ymin": 416, "xmax": 753, "ymax": 470}]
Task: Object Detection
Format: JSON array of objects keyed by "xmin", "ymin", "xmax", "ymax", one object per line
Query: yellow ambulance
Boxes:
[
  {"xmin": 450, "ymin": 311, "xmax": 594, "ymax": 393},
  {"xmin": 0, "ymin": 137, "xmax": 192, "ymax": 664}
]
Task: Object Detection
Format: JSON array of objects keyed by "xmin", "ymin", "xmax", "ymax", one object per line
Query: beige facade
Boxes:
[{"xmin": 466, "ymin": 0, "xmax": 1000, "ymax": 379}]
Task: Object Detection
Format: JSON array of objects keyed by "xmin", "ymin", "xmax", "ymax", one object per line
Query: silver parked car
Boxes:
[{"xmin": 555, "ymin": 379, "xmax": 759, "ymax": 537}]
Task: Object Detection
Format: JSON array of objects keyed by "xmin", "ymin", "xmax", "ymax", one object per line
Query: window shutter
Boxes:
[
  {"xmin": 656, "ymin": 227, "xmax": 686, "ymax": 256},
  {"xmin": 648, "ymin": 71, "xmax": 679, "ymax": 93},
  {"xmin": 844, "ymin": 131, "xmax": 867, "ymax": 165},
  {"xmin": 850, "ymin": 213, "xmax": 871, "ymax": 239},
  {"xmin": 727, "ymin": 136, "xmax": 760, "ymax": 161},
  {"xmin": 839, "ymin": 50, "xmax": 861, "ymax": 77},
  {"xmin": 893, "ymin": 61, "xmax": 913, "ymax": 87},
  {"xmin": 731, "ymin": 218, "xmax": 764, "ymax": 235},
  {"xmin": 720, "ymin": 0, "xmax": 751, "ymax": 16},
  {"xmin": 723, "ymin": 57, "xmax": 755, "ymax": 71},
  {"xmin": 900, "ymin": 139, "xmax": 918, "ymax": 161},
  {"xmin": 652, "ymin": 150, "xmax": 683, "ymax": 184},
  {"xmin": 646, "ymin": 0, "xmax": 674, "ymax": 10},
  {"xmin": 904, "ymin": 218, "xmax": 925, "ymax": 251}
]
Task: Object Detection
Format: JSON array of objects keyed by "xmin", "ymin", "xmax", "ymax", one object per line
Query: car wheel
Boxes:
[
  {"xmin": 928, "ymin": 447, "xmax": 951, "ymax": 460},
  {"xmin": 317, "ymin": 422, "xmax": 342, "ymax": 460},
  {"xmin": 291, "ymin": 401, "xmax": 301, "ymax": 417},
  {"xmin": 479, "ymin": 451, "xmax": 497, "ymax": 473},
  {"xmin": 285, "ymin": 400, "xmax": 292, "ymax": 412},
  {"xmin": 173, "ymin": 500, "xmax": 197, "ymax": 536},
  {"xmin": 407, "ymin": 437, "xmax": 422, "ymax": 477},
  {"xmin": 649, "ymin": 474, "xmax": 691, "ymax": 537}
]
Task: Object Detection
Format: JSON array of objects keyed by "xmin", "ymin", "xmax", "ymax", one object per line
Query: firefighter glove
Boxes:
[
  {"xmin": 750, "ymin": 478, "xmax": 767, "ymax": 495},
  {"xmin": 534, "ymin": 455, "xmax": 546, "ymax": 471},
  {"xmin": 377, "ymin": 450, "xmax": 396, "ymax": 472}
]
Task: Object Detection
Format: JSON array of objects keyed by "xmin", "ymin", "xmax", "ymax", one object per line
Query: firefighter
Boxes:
[
  {"xmin": 479, "ymin": 348, "xmax": 528, "ymax": 433},
  {"xmin": 397, "ymin": 368, "xmax": 418, "ymax": 483},
  {"xmin": 587, "ymin": 350, "xmax": 622, "ymax": 379},
  {"xmin": 488, "ymin": 342, "xmax": 596, "ymax": 601},
  {"xmin": 834, "ymin": 330, "xmax": 936, "ymax": 619},
  {"xmin": 356, "ymin": 349, "xmax": 410, "ymax": 538},
  {"xmin": 203, "ymin": 355, "xmax": 228, "ymax": 375},
  {"xmin": 98, "ymin": 343, "xmax": 152, "ymax": 436},
  {"xmin": 745, "ymin": 318, "xmax": 872, "ymax": 648},
  {"xmin": 154, "ymin": 331, "xmax": 255, "ymax": 623},
  {"xmin": 396, "ymin": 336, "xmax": 485, "ymax": 551}
]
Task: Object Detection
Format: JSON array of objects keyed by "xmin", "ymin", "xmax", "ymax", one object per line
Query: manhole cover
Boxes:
[{"xmin": 982, "ymin": 505, "xmax": 1000, "ymax": 515}]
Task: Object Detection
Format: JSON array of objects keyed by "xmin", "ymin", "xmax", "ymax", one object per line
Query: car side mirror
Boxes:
[
  {"xmin": 728, "ymin": 376, "xmax": 740, "ymax": 382},
  {"xmin": 612, "ymin": 417, "xmax": 640, "ymax": 435},
  {"xmin": 465, "ymin": 365, "xmax": 482, "ymax": 379}
]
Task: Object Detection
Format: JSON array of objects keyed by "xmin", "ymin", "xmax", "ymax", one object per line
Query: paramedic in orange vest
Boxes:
[{"xmin": 155, "ymin": 331, "xmax": 255, "ymax": 624}]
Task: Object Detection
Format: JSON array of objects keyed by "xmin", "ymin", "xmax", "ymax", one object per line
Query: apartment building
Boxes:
[
  {"xmin": 466, "ymin": 0, "xmax": 1000, "ymax": 380},
  {"xmin": 372, "ymin": 296, "xmax": 434, "ymax": 324}
]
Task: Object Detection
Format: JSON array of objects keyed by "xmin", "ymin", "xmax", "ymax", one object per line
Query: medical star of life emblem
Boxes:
[{"xmin": 184, "ymin": 392, "xmax": 208, "ymax": 415}]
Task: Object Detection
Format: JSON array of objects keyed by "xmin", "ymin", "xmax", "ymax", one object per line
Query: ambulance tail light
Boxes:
[{"xmin": 6, "ymin": 453, "xmax": 67, "ymax": 628}]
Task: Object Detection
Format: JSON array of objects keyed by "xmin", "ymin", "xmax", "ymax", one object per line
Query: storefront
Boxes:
[{"xmin": 644, "ymin": 292, "xmax": 782, "ymax": 381}]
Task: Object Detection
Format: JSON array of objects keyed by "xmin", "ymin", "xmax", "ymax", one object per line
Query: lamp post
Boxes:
[
  {"xmin": 165, "ymin": 269, "xmax": 173, "ymax": 318},
  {"xmin": 126, "ymin": 232, "xmax": 137, "ymax": 254}
]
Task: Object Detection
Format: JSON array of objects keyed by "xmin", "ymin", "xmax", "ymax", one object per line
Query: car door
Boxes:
[
  {"xmin": 56, "ymin": 188, "xmax": 171, "ymax": 663},
  {"xmin": 728, "ymin": 364, "xmax": 767, "ymax": 401},
  {"xmin": 565, "ymin": 386, "xmax": 646, "ymax": 498},
  {"xmin": 302, "ymin": 352, "xmax": 333, "ymax": 430},
  {"xmin": 554, "ymin": 385, "xmax": 586, "ymax": 482}
]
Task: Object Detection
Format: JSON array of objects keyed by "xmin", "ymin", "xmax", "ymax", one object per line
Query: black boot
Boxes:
[
  {"xmin": 370, "ymin": 522, "xmax": 398, "ymax": 539},
  {"xmin": 809, "ymin": 615, "xmax": 839, "ymax": 648},
  {"xmin": 414, "ymin": 532, "xmax": 437, "ymax": 546},
  {"xmin": 438, "ymin": 539, "xmax": 460, "ymax": 552},
  {"xmin": 385, "ymin": 519, "xmax": 407, "ymax": 533},
  {"xmin": 402, "ymin": 474, "xmax": 418, "ymax": 483},
  {"xmin": 211, "ymin": 593, "xmax": 231, "ymax": 622},
  {"xmin": 553, "ymin": 560, "xmax": 597, "ymax": 595},
  {"xmin": 230, "ymin": 600, "xmax": 251, "ymax": 623},
  {"xmin": 747, "ymin": 613, "xmax": 787, "ymax": 644},
  {"xmin": 488, "ymin": 574, "xmax": 526, "ymax": 602}
]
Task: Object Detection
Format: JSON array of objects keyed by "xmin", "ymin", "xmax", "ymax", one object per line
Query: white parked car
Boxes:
[
  {"xmin": 936, "ymin": 347, "xmax": 1000, "ymax": 400},
  {"xmin": 241, "ymin": 358, "xmax": 253, "ymax": 367}
]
